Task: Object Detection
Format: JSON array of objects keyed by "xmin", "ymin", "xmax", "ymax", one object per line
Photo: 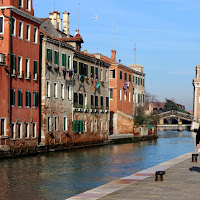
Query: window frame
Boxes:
[
  {"xmin": 47, "ymin": 117, "xmax": 51, "ymax": 132},
  {"xmin": 18, "ymin": 20, "xmax": 23, "ymax": 39},
  {"xmin": 11, "ymin": 17, "xmax": 16, "ymax": 36},
  {"xmin": 64, "ymin": 117, "xmax": 68, "ymax": 131},
  {"xmin": 26, "ymin": 0, "xmax": 31, "ymax": 11},
  {"xmin": 19, "ymin": 0, "xmax": 23, "ymax": 8},
  {"xmin": 26, "ymin": 24, "xmax": 30, "ymax": 41},
  {"xmin": 47, "ymin": 81, "xmax": 50, "ymax": 98},
  {"xmin": 18, "ymin": 123, "xmax": 22, "ymax": 138},
  {"xmin": 18, "ymin": 55, "xmax": 22, "ymax": 77},
  {"xmin": 25, "ymin": 122, "xmax": 29, "ymax": 138},
  {"xmin": 33, "ymin": 27, "xmax": 38, "ymax": 44},
  {"xmin": 61, "ymin": 83, "xmax": 64, "ymax": 99},
  {"xmin": 11, "ymin": 123, "xmax": 15, "ymax": 139},
  {"xmin": 33, "ymin": 123, "xmax": 36, "ymax": 138},
  {"xmin": 0, "ymin": 118, "xmax": 6, "ymax": 136},
  {"xmin": 54, "ymin": 83, "xmax": 58, "ymax": 99},
  {"xmin": 0, "ymin": 16, "xmax": 4, "ymax": 34},
  {"xmin": 120, "ymin": 71, "xmax": 122, "ymax": 80},
  {"xmin": 25, "ymin": 58, "xmax": 30, "ymax": 79}
]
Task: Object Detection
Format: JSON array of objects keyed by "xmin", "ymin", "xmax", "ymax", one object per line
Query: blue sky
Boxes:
[{"xmin": 33, "ymin": 0, "xmax": 200, "ymax": 111}]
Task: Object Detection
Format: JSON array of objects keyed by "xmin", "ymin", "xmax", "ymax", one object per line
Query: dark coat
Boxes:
[{"xmin": 196, "ymin": 128, "xmax": 200, "ymax": 145}]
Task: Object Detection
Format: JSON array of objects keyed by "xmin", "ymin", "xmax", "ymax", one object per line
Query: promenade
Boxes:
[{"xmin": 67, "ymin": 152, "xmax": 200, "ymax": 200}]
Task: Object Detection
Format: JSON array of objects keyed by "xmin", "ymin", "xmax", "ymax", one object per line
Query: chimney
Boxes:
[
  {"xmin": 63, "ymin": 11, "xmax": 70, "ymax": 37},
  {"xmin": 84, "ymin": 49, "xmax": 88, "ymax": 54},
  {"xmin": 111, "ymin": 50, "xmax": 116, "ymax": 61},
  {"xmin": 75, "ymin": 29, "xmax": 79, "ymax": 36},
  {"xmin": 119, "ymin": 59, "xmax": 121, "ymax": 63},
  {"xmin": 49, "ymin": 11, "xmax": 62, "ymax": 30}
]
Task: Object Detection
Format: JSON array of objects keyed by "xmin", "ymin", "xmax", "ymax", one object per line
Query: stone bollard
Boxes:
[
  {"xmin": 192, "ymin": 154, "xmax": 198, "ymax": 162},
  {"xmin": 155, "ymin": 171, "xmax": 165, "ymax": 181}
]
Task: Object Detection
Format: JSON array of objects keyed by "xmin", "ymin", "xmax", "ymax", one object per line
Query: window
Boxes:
[
  {"xmin": 33, "ymin": 123, "xmax": 36, "ymax": 138},
  {"xmin": 120, "ymin": 89, "xmax": 122, "ymax": 101},
  {"xmin": 47, "ymin": 49, "xmax": 52, "ymax": 62},
  {"xmin": 95, "ymin": 96, "xmax": 98, "ymax": 107},
  {"xmin": 62, "ymin": 53, "xmax": 66, "ymax": 68},
  {"xmin": 11, "ymin": 123, "xmax": 15, "ymax": 139},
  {"xmin": 133, "ymin": 75, "xmax": 135, "ymax": 83},
  {"xmin": 84, "ymin": 120, "xmax": 87, "ymax": 132},
  {"xmin": 68, "ymin": 55, "xmax": 71, "ymax": 69},
  {"xmin": 74, "ymin": 92, "xmax": 78, "ymax": 105},
  {"xmin": 100, "ymin": 69, "xmax": 103, "ymax": 81},
  {"xmin": 138, "ymin": 94, "xmax": 140, "ymax": 104},
  {"xmin": 19, "ymin": 0, "xmax": 23, "ymax": 7},
  {"xmin": 54, "ymin": 117, "xmax": 58, "ymax": 131},
  {"xmin": 129, "ymin": 74, "xmax": 131, "ymax": 82},
  {"xmin": 95, "ymin": 67, "xmax": 98, "ymax": 79},
  {"xmin": 18, "ymin": 123, "xmax": 22, "ymax": 138},
  {"xmin": 61, "ymin": 84, "xmax": 64, "ymax": 99},
  {"xmin": 25, "ymin": 91, "xmax": 31, "ymax": 107},
  {"xmin": 47, "ymin": 117, "xmax": 51, "ymax": 131},
  {"xmin": 124, "ymin": 91, "xmax": 127, "ymax": 101},
  {"xmin": 26, "ymin": 24, "xmax": 30, "ymax": 41},
  {"xmin": 68, "ymin": 86, "xmax": 71, "ymax": 100},
  {"xmin": 91, "ymin": 95, "xmax": 94, "ymax": 106},
  {"xmin": 64, "ymin": 117, "xmax": 67, "ymax": 131},
  {"xmin": 105, "ymin": 120, "xmax": 108, "ymax": 131},
  {"xmin": 25, "ymin": 123, "xmax": 29, "ymax": 138},
  {"xmin": 91, "ymin": 66, "xmax": 94, "ymax": 78},
  {"xmin": 94, "ymin": 120, "xmax": 97, "ymax": 131},
  {"xmin": 25, "ymin": 58, "xmax": 30, "ymax": 78},
  {"xmin": 33, "ymin": 91, "xmax": 38, "ymax": 107},
  {"xmin": 33, "ymin": 61, "xmax": 37, "ymax": 80},
  {"xmin": 0, "ymin": 118, "xmax": 5, "ymax": 136},
  {"xmin": 79, "ymin": 62, "xmax": 88, "ymax": 76},
  {"xmin": 79, "ymin": 93, "xmax": 83, "ymax": 106},
  {"xmin": 54, "ymin": 83, "xmax": 57, "ymax": 98},
  {"xmin": 141, "ymin": 78, "xmax": 142, "ymax": 86},
  {"xmin": 84, "ymin": 94, "xmax": 87, "ymax": 108},
  {"xmin": 143, "ymin": 79, "xmax": 145, "ymax": 86},
  {"xmin": 143, "ymin": 94, "xmax": 145, "ymax": 104},
  {"xmin": 133, "ymin": 88, "xmax": 135, "ymax": 103},
  {"xmin": 105, "ymin": 69, "xmax": 108, "ymax": 81},
  {"xmin": 11, "ymin": 17, "xmax": 16, "ymax": 36},
  {"xmin": 100, "ymin": 96, "xmax": 103, "ymax": 107},
  {"xmin": 11, "ymin": 54, "xmax": 16, "ymax": 75},
  {"xmin": 54, "ymin": 51, "xmax": 59, "ymax": 65},
  {"xmin": 136, "ymin": 77, "xmax": 138, "ymax": 84},
  {"xmin": 73, "ymin": 120, "xmax": 83, "ymax": 133},
  {"xmin": 110, "ymin": 69, "xmax": 115, "ymax": 78},
  {"xmin": 18, "ymin": 90, "xmax": 22, "ymax": 107},
  {"xmin": 19, "ymin": 21, "xmax": 23, "ymax": 39},
  {"xmin": 73, "ymin": 60, "xmax": 77, "ymax": 74},
  {"xmin": 100, "ymin": 120, "xmax": 103, "ymax": 131},
  {"xmin": 47, "ymin": 81, "xmax": 50, "ymax": 97},
  {"xmin": 124, "ymin": 73, "xmax": 127, "ymax": 81},
  {"xmin": 129, "ymin": 91, "xmax": 131, "ymax": 102},
  {"xmin": 18, "ymin": 56, "xmax": 22, "ymax": 77},
  {"xmin": 0, "ymin": 16, "xmax": 4, "ymax": 34},
  {"xmin": 120, "ymin": 71, "xmax": 122, "ymax": 80},
  {"xmin": 110, "ymin": 88, "xmax": 113, "ymax": 99},
  {"xmin": 34, "ymin": 27, "xmax": 38, "ymax": 43},
  {"xmin": 90, "ymin": 120, "xmax": 93, "ymax": 132},
  {"xmin": 27, "ymin": 0, "xmax": 31, "ymax": 11},
  {"xmin": 106, "ymin": 97, "xmax": 109, "ymax": 109},
  {"xmin": 138, "ymin": 78, "xmax": 140, "ymax": 85},
  {"xmin": 10, "ymin": 88, "xmax": 15, "ymax": 106}
]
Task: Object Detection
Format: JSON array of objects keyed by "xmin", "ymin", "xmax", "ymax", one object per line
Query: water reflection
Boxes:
[{"xmin": 0, "ymin": 131, "xmax": 196, "ymax": 200}]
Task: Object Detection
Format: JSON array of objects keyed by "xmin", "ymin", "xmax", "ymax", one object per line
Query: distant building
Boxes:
[
  {"xmin": 193, "ymin": 65, "xmax": 200, "ymax": 118},
  {"xmin": 91, "ymin": 50, "xmax": 145, "ymax": 135},
  {"xmin": 0, "ymin": 0, "xmax": 42, "ymax": 152}
]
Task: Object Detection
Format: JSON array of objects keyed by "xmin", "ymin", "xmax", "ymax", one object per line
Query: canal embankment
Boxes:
[
  {"xmin": 67, "ymin": 152, "xmax": 195, "ymax": 200},
  {"xmin": 0, "ymin": 134, "xmax": 158, "ymax": 159}
]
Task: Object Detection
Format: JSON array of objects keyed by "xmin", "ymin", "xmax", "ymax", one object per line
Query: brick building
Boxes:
[
  {"xmin": 92, "ymin": 50, "xmax": 145, "ymax": 135},
  {"xmin": 0, "ymin": 0, "xmax": 42, "ymax": 152},
  {"xmin": 193, "ymin": 65, "xmax": 200, "ymax": 118},
  {"xmin": 39, "ymin": 12, "xmax": 110, "ymax": 147}
]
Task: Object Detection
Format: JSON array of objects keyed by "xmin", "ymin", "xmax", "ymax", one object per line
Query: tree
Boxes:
[
  {"xmin": 163, "ymin": 99, "xmax": 178, "ymax": 112},
  {"xmin": 145, "ymin": 90, "xmax": 159, "ymax": 103},
  {"xmin": 134, "ymin": 106, "xmax": 147, "ymax": 125}
]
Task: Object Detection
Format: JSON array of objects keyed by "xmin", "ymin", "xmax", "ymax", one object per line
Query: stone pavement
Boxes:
[{"xmin": 67, "ymin": 152, "xmax": 200, "ymax": 200}]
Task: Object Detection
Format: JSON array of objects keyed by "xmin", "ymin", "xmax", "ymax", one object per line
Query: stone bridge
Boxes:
[{"xmin": 158, "ymin": 110, "xmax": 200, "ymax": 124}]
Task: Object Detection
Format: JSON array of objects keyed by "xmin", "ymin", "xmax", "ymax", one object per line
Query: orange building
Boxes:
[
  {"xmin": 0, "ymin": 0, "xmax": 42, "ymax": 153},
  {"xmin": 93, "ymin": 50, "xmax": 145, "ymax": 135}
]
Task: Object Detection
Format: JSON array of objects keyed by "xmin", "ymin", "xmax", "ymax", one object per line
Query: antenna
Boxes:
[
  {"xmin": 134, "ymin": 43, "xmax": 136, "ymax": 64},
  {"xmin": 78, "ymin": 0, "xmax": 80, "ymax": 30}
]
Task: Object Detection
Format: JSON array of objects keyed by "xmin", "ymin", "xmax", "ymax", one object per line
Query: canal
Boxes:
[{"xmin": 0, "ymin": 131, "xmax": 197, "ymax": 200}]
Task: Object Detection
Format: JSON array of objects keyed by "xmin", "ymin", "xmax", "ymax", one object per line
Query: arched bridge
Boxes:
[{"xmin": 158, "ymin": 110, "xmax": 200, "ymax": 123}]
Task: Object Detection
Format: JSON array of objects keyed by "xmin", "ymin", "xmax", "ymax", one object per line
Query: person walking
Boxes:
[{"xmin": 196, "ymin": 127, "xmax": 200, "ymax": 149}]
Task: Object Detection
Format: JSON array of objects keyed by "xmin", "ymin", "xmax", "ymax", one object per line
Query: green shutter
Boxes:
[
  {"xmin": 68, "ymin": 55, "xmax": 70, "ymax": 68},
  {"xmin": 62, "ymin": 54, "xmax": 65, "ymax": 67},
  {"xmin": 36, "ymin": 92, "xmax": 38, "ymax": 107},
  {"xmin": 12, "ymin": 55, "xmax": 16, "ymax": 70},
  {"xmin": 120, "ymin": 71, "xmax": 122, "ymax": 79},
  {"xmin": 73, "ymin": 121, "xmax": 76, "ymax": 133},
  {"xmin": 33, "ymin": 92, "xmax": 35, "ymax": 107},
  {"xmin": 129, "ymin": 74, "xmax": 131, "ymax": 82},
  {"xmin": 95, "ymin": 68, "xmax": 98, "ymax": 79},
  {"xmin": 34, "ymin": 61, "xmax": 37, "ymax": 75},
  {"xmin": 20, "ymin": 91, "xmax": 22, "ymax": 107},
  {"xmin": 13, "ymin": 90, "xmax": 15, "ymax": 106},
  {"xmin": 85, "ymin": 64, "xmax": 88, "ymax": 77},
  {"xmin": 79, "ymin": 62, "xmax": 81, "ymax": 75},
  {"xmin": 29, "ymin": 92, "xmax": 31, "ymax": 106},
  {"xmin": 79, "ymin": 121, "xmax": 83, "ymax": 133},
  {"xmin": 25, "ymin": 91, "xmax": 28, "ymax": 106},
  {"xmin": 73, "ymin": 60, "xmax": 77, "ymax": 74}
]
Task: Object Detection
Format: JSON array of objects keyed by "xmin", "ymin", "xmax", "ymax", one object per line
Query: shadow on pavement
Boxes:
[{"xmin": 189, "ymin": 167, "xmax": 200, "ymax": 173}]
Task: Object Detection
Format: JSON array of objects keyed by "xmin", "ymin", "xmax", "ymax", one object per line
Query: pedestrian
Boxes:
[{"xmin": 196, "ymin": 126, "xmax": 200, "ymax": 149}]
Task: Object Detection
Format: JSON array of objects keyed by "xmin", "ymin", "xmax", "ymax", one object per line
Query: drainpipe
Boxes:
[{"xmin": 1, "ymin": 9, "xmax": 12, "ymax": 127}]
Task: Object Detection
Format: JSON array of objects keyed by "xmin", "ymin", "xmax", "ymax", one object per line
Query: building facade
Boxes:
[
  {"xmin": 0, "ymin": 0, "xmax": 42, "ymax": 152},
  {"xmin": 193, "ymin": 65, "xmax": 200, "ymax": 118},
  {"xmin": 94, "ymin": 50, "xmax": 145, "ymax": 135}
]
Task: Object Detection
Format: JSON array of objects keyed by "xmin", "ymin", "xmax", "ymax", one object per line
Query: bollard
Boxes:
[
  {"xmin": 192, "ymin": 154, "xmax": 198, "ymax": 162},
  {"xmin": 155, "ymin": 171, "xmax": 165, "ymax": 181}
]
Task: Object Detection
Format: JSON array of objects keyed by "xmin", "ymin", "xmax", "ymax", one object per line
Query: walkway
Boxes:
[{"xmin": 67, "ymin": 152, "xmax": 200, "ymax": 200}]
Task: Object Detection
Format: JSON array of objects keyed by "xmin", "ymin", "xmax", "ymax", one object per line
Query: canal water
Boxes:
[{"xmin": 0, "ymin": 131, "xmax": 197, "ymax": 200}]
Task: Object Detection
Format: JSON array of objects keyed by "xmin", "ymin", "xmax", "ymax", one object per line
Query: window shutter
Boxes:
[
  {"xmin": 113, "ymin": 70, "xmax": 115, "ymax": 78},
  {"xmin": 33, "ymin": 92, "xmax": 35, "ymax": 107},
  {"xmin": 20, "ymin": 91, "xmax": 22, "ymax": 107},
  {"xmin": 34, "ymin": 61, "xmax": 37, "ymax": 74},
  {"xmin": 25, "ymin": 91, "xmax": 28, "ymax": 106},
  {"xmin": 36, "ymin": 93, "xmax": 38, "ymax": 107},
  {"xmin": 91, "ymin": 66, "xmax": 94, "ymax": 78},
  {"xmin": 18, "ymin": 90, "xmax": 20, "ymax": 106},
  {"xmin": 79, "ymin": 62, "xmax": 81, "ymax": 75},
  {"xmin": 13, "ymin": 55, "xmax": 16, "ymax": 70},
  {"xmin": 73, "ymin": 60, "xmax": 77, "ymax": 74},
  {"xmin": 79, "ymin": 121, "xmax": 83, "ymax": 133},
  {"xmin": 29, "ymin": 92, "xmax": 31, "ymax": 106},
  {"xmin": 96, "ymin": 68, "xmax": 98, "ymax": 79},
  {"xmin": 76, "ymin": 120, "xmax": 79, "ymax": 133},
  {"xmin": 85, "ymin": 64, "xmax": 88, "ymax": 77},
  {"xmin": 50, "ymin": 49, "xmax": 52, "ymax": 62},
  {"xmin": 68, "ymin": 55, "xmax": 70, "ymax": 68},
  {"xmin": 73, "ymin": 121, "xmax": 76, "ymax": 133}
]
